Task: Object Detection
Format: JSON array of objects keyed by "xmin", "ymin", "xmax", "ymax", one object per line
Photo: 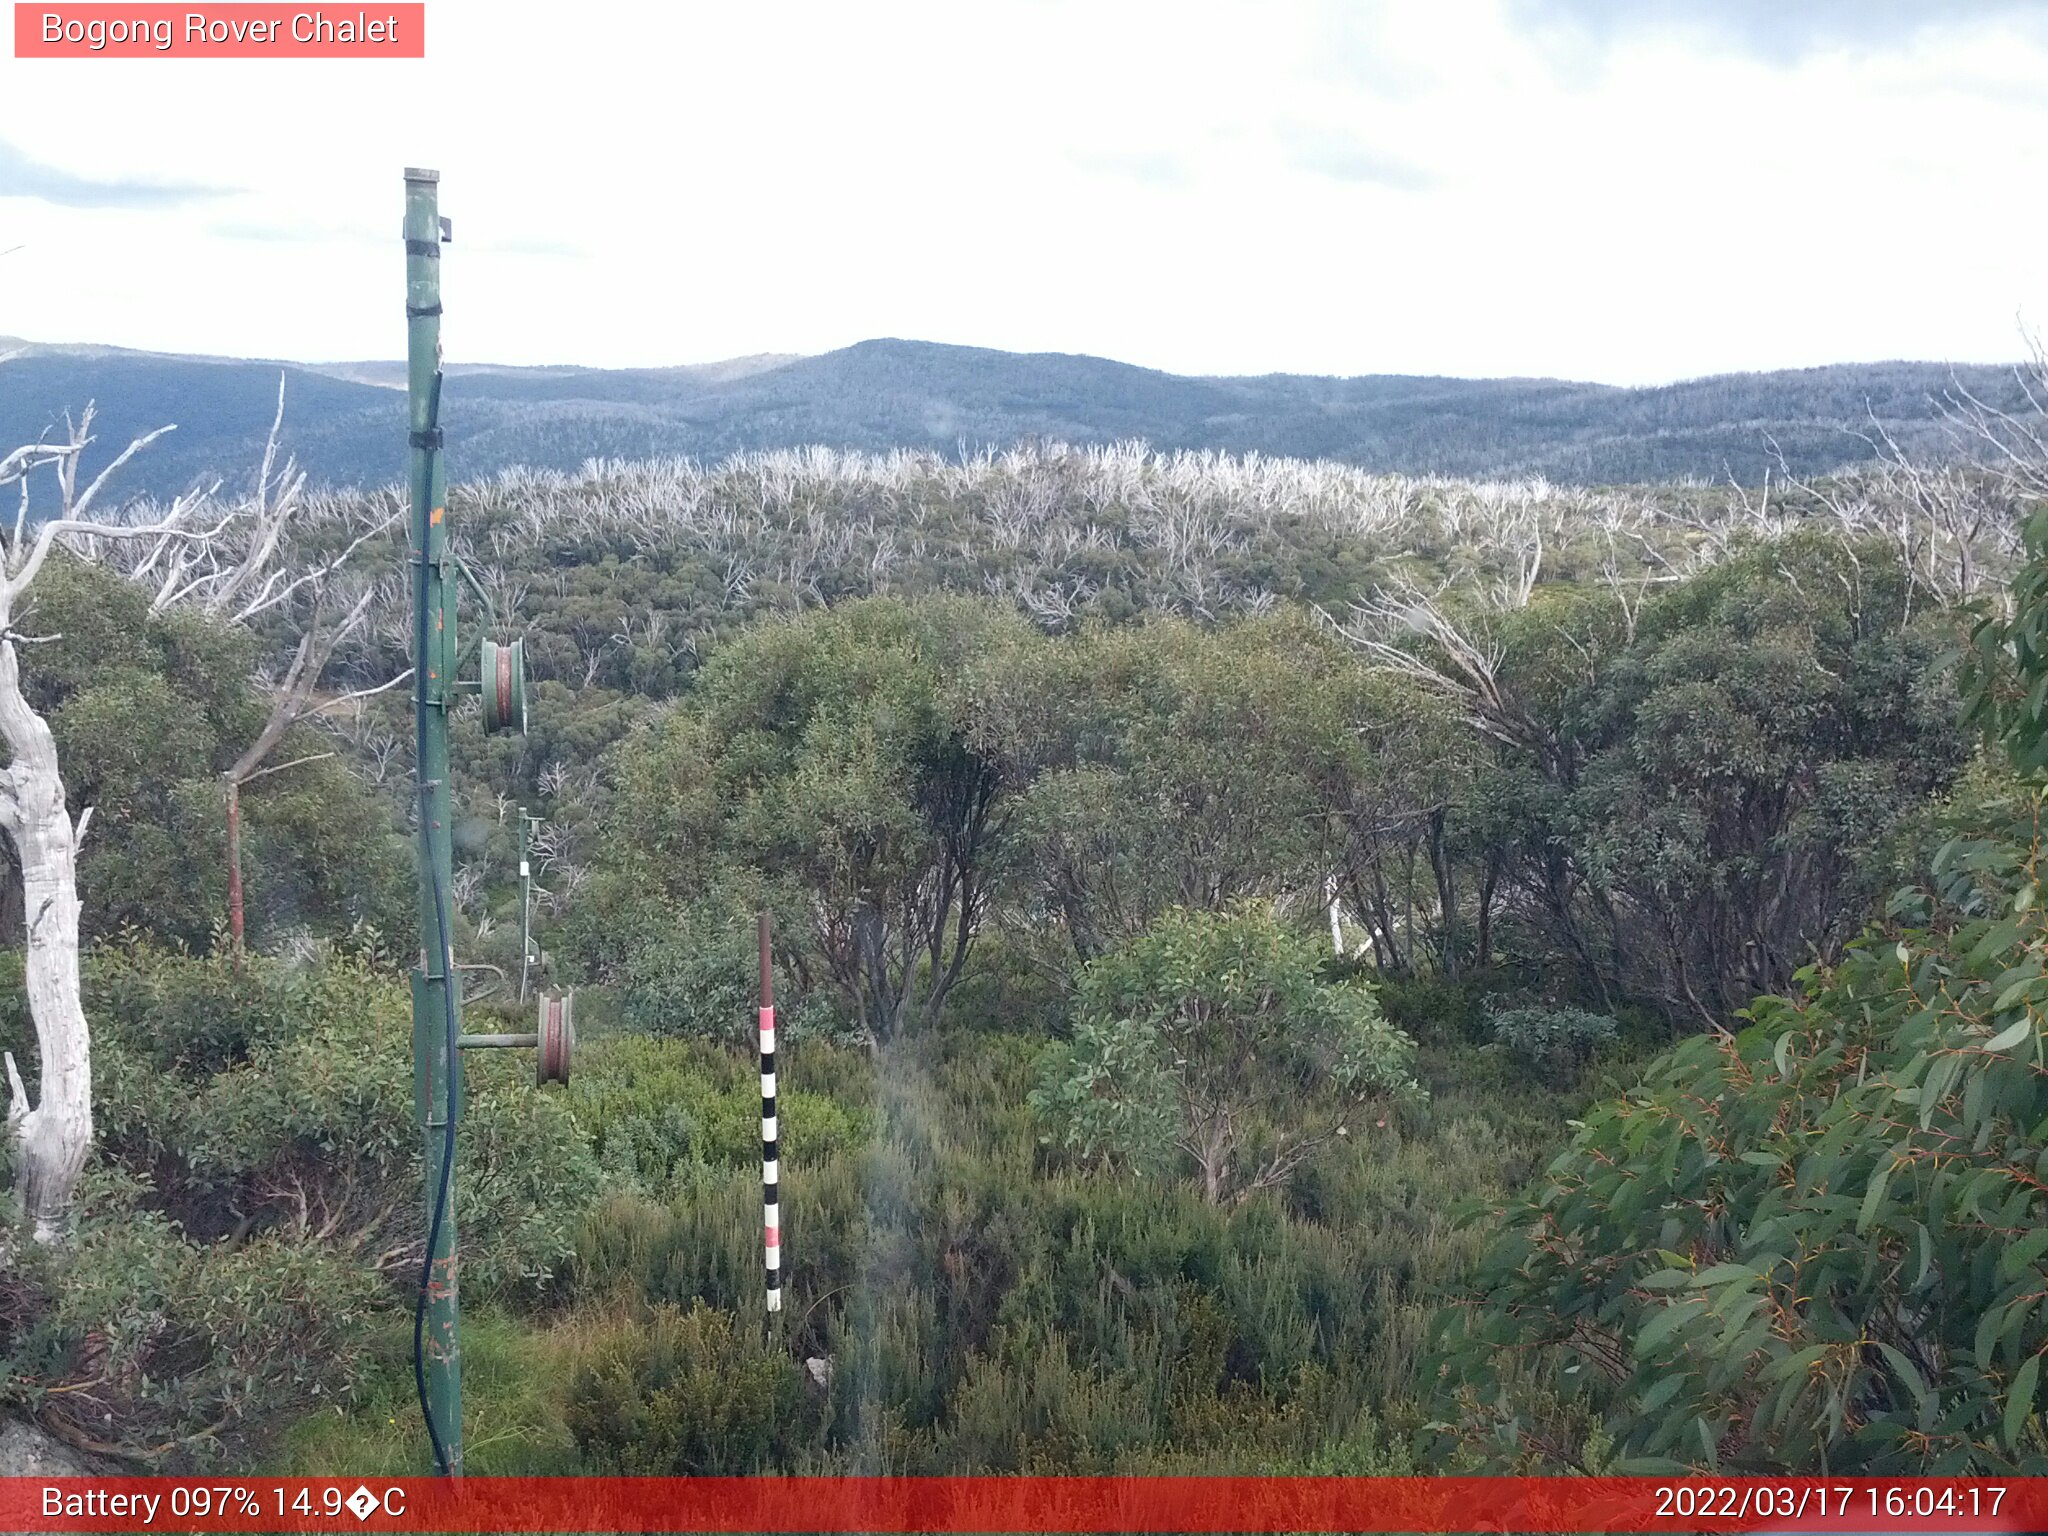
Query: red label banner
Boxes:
[
  {"xmin": 8, "ymin": 1477, "xmax": 2048, "ymax": 1533},
  {"xmin": 13, "ymin": 4, "xmax": 424, "ymax": 57}
]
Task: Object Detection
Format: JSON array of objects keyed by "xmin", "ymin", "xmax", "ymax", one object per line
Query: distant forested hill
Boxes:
[{"xmin": 0, "ymin": 335, "xmax": 2029, "ymax": 500}]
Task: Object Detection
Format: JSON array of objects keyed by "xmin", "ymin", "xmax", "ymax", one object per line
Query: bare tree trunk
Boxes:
[
  {"xmin": 1367, "ymin": 859, "xmax": 1403, "ymax": 973},
  {"xmin": 0, "ymin": 638, "xmax": 92, "ymax": 1242},
  {"xmin": 1400, "ymin": 841, "xmax": 1417, "ymax": 971},
  {"xmin": 224, "ymin": 778, "xmax": 245, "ymax": 959},
  {"xmin": 212, "ymin": 592, "xmax": 407, "ymax": 958},
  {"xmin": 1477, "ymin": 851, "xmax": 1500, "ymax": 969},
  {"xmin": 1428, "ymin": 806, "xmax": 1459, "ymax": 980},
  {"xmin": 1191, "ymin": 1124, "xmax": 1230, "ymax": 1206}
]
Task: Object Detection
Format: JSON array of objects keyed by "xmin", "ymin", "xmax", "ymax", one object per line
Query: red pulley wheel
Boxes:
[
  {"xmin": 480, "ymin": 637, "xmax": 527, "ymax": 735},
  {"xmin": 537, "ymin": 990, "xmax": 574, "ymax": 1086}
]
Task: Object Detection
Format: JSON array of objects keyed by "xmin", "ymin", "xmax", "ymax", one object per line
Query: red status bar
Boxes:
[{"xmin": 12, "ymin": 1477, "xmax": 2048, "ymax": 1533}]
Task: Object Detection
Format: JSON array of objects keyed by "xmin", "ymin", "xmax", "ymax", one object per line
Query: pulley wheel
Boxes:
[
  {"xmin": 480, "ymin": 637, "xmax": 527, "ymax": 736},
  {"xmin": 536, "ymin": 990, "xmax": 574, "ymax": 1086}
]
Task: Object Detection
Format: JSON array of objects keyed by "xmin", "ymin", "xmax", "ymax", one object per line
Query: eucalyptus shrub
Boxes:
[
  {"xmin": 608, "ymin": 900, "xmax": 853, "ymax": 1048},
  {"xmin": 0, "ymin": 1164, "xmax": 384, "ymax": 1468},
  {"xmin": 73, "ymin": 944, "xmax": 601, "ymax": 1294},
  {"xmin": 0, "ymin": 944, "xmax": 603, "ymax": 1464},
  {"xmin": 1428, "ymin": 504, "xmax": 2048, "ymax": 1474},
  {"xmin": 1029, "ymin": 906, "xmax": 1421, "ymax": 1206},
  {"xmin": 1432, "ymin": 789, "xmax": 2048, "ymax": 1472},
  {"xmin": 1487, "ymin": 1004, "xmax": 1618, "ymax": 1085}
]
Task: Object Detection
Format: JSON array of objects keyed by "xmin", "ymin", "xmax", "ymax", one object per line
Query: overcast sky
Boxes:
[{"xmin": 3, "ymin": 0, "xmax": 2045, "ymax": 385}]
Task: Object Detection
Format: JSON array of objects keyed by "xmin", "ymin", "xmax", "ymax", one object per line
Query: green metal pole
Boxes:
[{"xmin": 404, "ymin": 166, "xmax": 463, "ymax": 1478}]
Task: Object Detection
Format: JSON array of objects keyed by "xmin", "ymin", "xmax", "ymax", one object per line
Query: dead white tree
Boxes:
[
  {"xmin": 122, "ymin": 380, "xmax": 396, "ymax": 620},
  {"xmin": 332, "ymin": 713, "xmax": 403, "ymax": 786},
  {"xmin": 1748, "ymin": 348, "xmax": 2047, "ymax": 618},
  {"xmin": 1323, "ymin": 580, "xmax": 1562, "ymax": 771},
  {"xmin": 0, "ymin": 375, "xmax": 411, "ymax": 1234},
  {"xmin": 216, "ymin": 584, "xmax": 409, "ymax": 951},
  {"xmin": 102, "ymin": 379, "xmax": 407, "ymax": 953},
  {"xmin": 0, "ymin": 405, "xmax": 226, "ymax": 1241}
]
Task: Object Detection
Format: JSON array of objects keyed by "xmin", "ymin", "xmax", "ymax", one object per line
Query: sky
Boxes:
[{"xmin": 2, "ymin": 0, "xmax": 2045, "ymax": 386}]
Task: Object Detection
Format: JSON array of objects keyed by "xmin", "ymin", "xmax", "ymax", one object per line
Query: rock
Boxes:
[
  {"xmin": 802, "ymin": 1355, "xmax": 833, "ymax": 1393},
  {"xmin": 0, "ymin": 1417, "xmax": 88, "ymax": 1476}
]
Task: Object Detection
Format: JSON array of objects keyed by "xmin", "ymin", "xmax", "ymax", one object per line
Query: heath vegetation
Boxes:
[{"xmin": 4, "ymin": 352, "xmax": 2048, "ymax": 1474}]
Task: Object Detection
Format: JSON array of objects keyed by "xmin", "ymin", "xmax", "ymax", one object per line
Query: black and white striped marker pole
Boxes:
[{"xmin": 758, "ymin": 912, "xmax": 781, "ymax": 1314}]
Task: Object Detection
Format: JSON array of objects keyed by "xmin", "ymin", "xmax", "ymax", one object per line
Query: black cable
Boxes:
[{"xmin": 410, "ymin": 367, "xmax": 460, "ymax": 1478}]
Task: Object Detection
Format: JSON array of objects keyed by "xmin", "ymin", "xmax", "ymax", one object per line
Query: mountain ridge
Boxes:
[{"xmin": 0, "ymin": 334, "xmax": 2027, "ymax": 499}]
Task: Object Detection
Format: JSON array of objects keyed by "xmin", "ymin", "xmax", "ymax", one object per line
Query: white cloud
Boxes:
[{"xmin": 0, "ymin": 0, "xmax": 2041, "ymax": 384}]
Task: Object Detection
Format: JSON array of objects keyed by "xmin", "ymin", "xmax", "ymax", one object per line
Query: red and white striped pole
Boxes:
[{"xmin": 758, "ymin": 911, "xmax": 781, "ymax": 1314}]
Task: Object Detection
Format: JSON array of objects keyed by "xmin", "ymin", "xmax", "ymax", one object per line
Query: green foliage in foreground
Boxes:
[
  {"xmin": 76, "ymin": 945, "xmax": 601, "ymax": 1294},
  {"xmin": 554, "ymin": 1013, "xmax": 1565, "ymax": 1476},
  {"xmin": 0, "ymin": 945, "xmax": 602, "ymax": 1466},
  {"xmin": 1427, "ymin": 503, "xmax": 2048, "ymax": 1475},
  {"xmin": 568, "ymin": 1033, "xmax": 874, "ymax": 1195},
  {"xmin": 271, "ymin": 1309, "xmax": 585, "ymax": 1476},
  {"xmin": 1433, "ymin": 781, "xmax": 2048, "ymax": 1473},
  {"xmin": 567, "ymin": 1301, "xmax": 816, "ymax": 1474},
  {"xmin": 273, "ymin": 985, "xmax": 1581, "ymax": 1477},
  {"xmin": 0, "ymin": 1162, "xmax": 386, "ymax": 1465}
]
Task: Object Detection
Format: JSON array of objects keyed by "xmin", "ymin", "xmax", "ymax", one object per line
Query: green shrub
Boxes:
[
  {"xmin": 4, "ymin": 1167, "xmax": 384, "ymax": 1468},
  {"xmin": 1486, "ymin": 1004, "xmax": 1618, "ymax": 1083},
  {"xmin": 568, "ymin": 1035, "xmax": 871, "ymax": 1197},
  {"xmin": 937, "ymin": 1327, "xmax": 1164, "ymax": 1471},
  {"xmin": 570, "ymin": 888, "xmax": 856, "ymax": 1048},
  {"xmin": 614, "ymin": 905, "xmax": 759, "ymax": 1044},
  {"xmin": 272, "ymin": 1310, "xmax": 586, "ymax": 1476},
  {"xmin": 1369, "ymin": 968, "xmax": 1529, "ymax": 1047},
  {"xmin": 0, "ymin": 940, "xmax": 616, "ymax": 1465},
  {"xmin": 1430, "ymin": 781, "xmax": 2048, "ymax": 1474},
  {"xmin": 556, "ymin": 1008, "xmax": 1569, "ymax": 1476},
  {"xmin": 565, "ymin": 1302, "xmax": 811, "ymax": 1473},
  {"xmin": 937, "ymin": 929, "xmax": 1070, "ymax": 1038},
  {"xmin": 66, "ymin": 944, "xmax": 601, "ymax": 1297},
  {"xmin": 10, "ymin": 558, "xmax": 413, "ymax": 954},
  {"xmin": 1031, "ymin": 906, "xmax": 1421, "ymax": 1204}
]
